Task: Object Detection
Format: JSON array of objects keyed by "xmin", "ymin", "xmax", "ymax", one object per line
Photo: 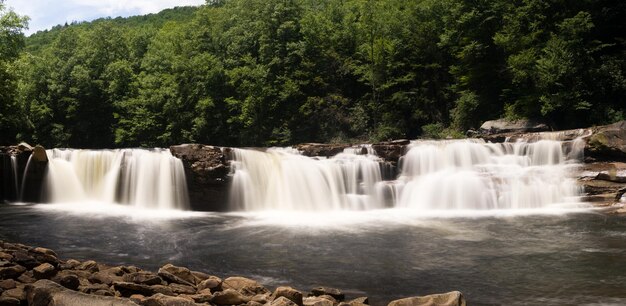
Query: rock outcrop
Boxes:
[
  {"xmin": 170, "ymin": 144, "xmax": 231, "ymax": 211},
  {"xmin": 585, "ymin": 121, "xmax": 626, "ymax": 161},
  {"xmin": 293, "ymin": 143, "xmax": 350, "ymax": 158},
  {"xmin": 1, "ymin": 240, "xmax": 467, "ymax": 306},
  {"xmin": 479, "ymin": 118, "xmax": 550, "ymax": 135}
]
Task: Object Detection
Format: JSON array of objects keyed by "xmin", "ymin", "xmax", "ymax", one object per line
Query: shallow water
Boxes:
[{"xmin": 1, "ymin": 203, "xmax": 625, "ymax": 305}]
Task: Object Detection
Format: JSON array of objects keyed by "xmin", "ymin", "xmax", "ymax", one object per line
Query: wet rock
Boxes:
[
  {"xmin": 197, "ymin": 275, "xmax": 222, "ymax": 291},
  {"xmin": 372, "ymin": 140, "xmax": 410, "ymax": 164},
  {"xmin": 0, "ymin": 252, "xmax": 12, "ymax": 261},
  {"xmin": 272, "ymin": 286, "xmax": 303, "ymax": 306},
  {"xmin": 32, "ymin": 145, "xmax": 48, "ymax": 162},
  {"xmin": 223, "ymin": 276, "xmax": 269, "ymax": 296},
  {"xmin": 170, "ymin": 144, "xmax": 231, "ymax": 211},
  {"xmin": 272, "ymin": 296, "xmax": 299, "ymax": 306},
  {"xmin": 311, "ymin": 287, "xmax": 344, "ymax": 301},
  {"xmin": 124, "ymin": 271, "xmax": 164, "ymax": 285},
  {"xmin": 33, "ymin": 262, "xmax": 57, "ymax": 279},
  {"xmin": 158, "ymin": 264, "xmax": 196, "ymax": 287},
  {"xmin": 211, "ymin": 288, "xmax": 250, "ymax": 305},
  {"xmin": 143, "ymin": 293, "xmax": 203, "ymax": 306},
  {"xmin": 0, "ymin": 265, "xmax": 26, "ymax": 279},
  {"xmin": 387, "ymin": 291, "xmax": 466, "ymax": 306},
  {"xmin": 27, "ymin": 279, "xmax": 139, "ymax": 306}
]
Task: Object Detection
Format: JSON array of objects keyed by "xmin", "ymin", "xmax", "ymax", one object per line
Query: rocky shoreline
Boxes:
[{"xmin": 0, "ymin": 241, "xmax": 466, "ymax": 306}]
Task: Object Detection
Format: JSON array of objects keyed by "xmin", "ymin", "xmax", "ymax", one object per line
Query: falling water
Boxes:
[
  {"xmin": 45, "ymin": 149, "xmax": 189, "ymax": 210},
  {"xmin": 230, "ymin": 147, "xmax": 386, "ymax": 211},
  {"xmin": 10, "ymin": 156, "xmax": 19, "ymax": 200},
  {"xmin": 230, "ymin": 138, "xmax": 584, "ymax": 212},
  {"xmin": 19, "ymin": 155, "xmax": 33, "ymax": 202}
]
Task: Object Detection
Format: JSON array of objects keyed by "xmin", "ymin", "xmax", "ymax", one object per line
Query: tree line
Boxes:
[{"xmin": 1, "ymin": 0, "xmax": 624, "ymax": 148}]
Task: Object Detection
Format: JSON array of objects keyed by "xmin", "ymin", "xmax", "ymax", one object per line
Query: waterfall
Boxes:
[
  {"xmin": 396, "ymin": 139, "xmax": 582, "ymax": 210},
  {"xmin": 230, "ymin": 147, "xmax": 386, "ymax": 211},
  {"xmin": 230, "ymin": 139, "xmax": 584, "ymax": 212},
  {"xmin": 10, "ymin": 156, "xmax": 19, "ymax": 200},
  {"xmin": 44, "ymin": 149, "xmax": 189, "ymax": 210}
]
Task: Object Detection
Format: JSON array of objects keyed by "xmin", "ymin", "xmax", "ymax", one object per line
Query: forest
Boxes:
[{"xmin": 0, "ymin": 0, "xmax": 625, "ymax": 148}]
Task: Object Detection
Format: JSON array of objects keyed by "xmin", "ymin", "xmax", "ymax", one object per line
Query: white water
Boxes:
[
  {"xmin": 10, "ymin": 156, "xmax": 19, "ymax": 199},
  {"xmin": 230, "ymin": 139, "xmax": 586, "ymax": 212},
  {"xmin": 230, "ymin": 147, "xmax": 386, "ymax": 211},
  {"xmin": 45, "ymin": 149, "xmax": 189, "ymax": 210}
]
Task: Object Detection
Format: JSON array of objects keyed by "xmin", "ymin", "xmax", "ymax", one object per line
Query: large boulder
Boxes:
[
  {"xmin": 294, "ymin": 143, "xmax": 349, "ymax": 158},
  {"xmin": 585, "ymin": 121, "xmax": 626, "ymax": 161},
  {"xmin": 157, "ymin": 264, "xmax": 196, "ymax": 287},
  {"xmin": 170, "ymin": 144, "xmax": 231, "ymax": 211},
  {"xmin": 387, "ymin": 291, "xmax": 466, "ymax": 306},
  {"xmin": 479, "ymin": 118, "xmax": 550, "ymax": 135},
  {"xmin": 222, "ymin": 276, "xmax": 269, "ymax": 296}
]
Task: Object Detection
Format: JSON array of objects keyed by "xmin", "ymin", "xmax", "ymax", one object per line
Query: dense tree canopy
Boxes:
[{"xmin": 1, "ymin": 0, "xmax": 625, "ymax": 147}]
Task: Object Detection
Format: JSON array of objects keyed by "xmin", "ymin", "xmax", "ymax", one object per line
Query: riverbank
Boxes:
[{"xmin": 0, "ymin": 240, "xmax": 466, "ymax": 306}]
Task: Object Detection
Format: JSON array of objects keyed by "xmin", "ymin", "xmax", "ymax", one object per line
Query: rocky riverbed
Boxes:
[{"xmin": 0, "ymin": 241, "xmax": 466, "ymax": 306}]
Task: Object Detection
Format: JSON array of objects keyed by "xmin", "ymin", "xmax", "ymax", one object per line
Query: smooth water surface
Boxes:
[{"xmin": 1, "ymin": 203, "xmax": 625, "ymax": 305}]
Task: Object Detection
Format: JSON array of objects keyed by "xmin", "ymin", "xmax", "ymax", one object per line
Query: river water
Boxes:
[{"xmin": 1, "ymin": 203, "xmax": 625, "ymax": 305}]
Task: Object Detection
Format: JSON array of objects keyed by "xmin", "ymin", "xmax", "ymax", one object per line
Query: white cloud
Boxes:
[{"xmin": 4, "ymin": 0, "xmax": 205, "ymax": 35}]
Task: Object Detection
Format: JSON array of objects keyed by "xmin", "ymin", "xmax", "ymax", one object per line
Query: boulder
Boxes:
[
  {"xmin": 55, "ymin": 274, "xmax": 80, "ymax": 290},
  {"xmin": 77, "ymin": 260, "xmax": 99, "ymax": 273},
  {"xmin": 222, "ymin": 276, "xmax": 269, "ymax": 296},
  {"xmin": 211, "ymin": 288, "xmax": 249, "ymax": 305},
  {"xmin": 197, "ymin": 275, "xmax": 222, "ymax": 291},
  {"xmin": 586, "ymin": 121, "xmax": 626, "ymax": 160},
  {"xmin": 0, "ymin": 296, "xmax": 20, "ymax": 305},
  {"xmin": 294, "ymin": 143, "xmax": 349, "ymax": 158},
  {"xmin": 479, "ymin": 118, "xmax": 549, "ymax": 135},
  {"xmin": 311, "ymin": 287, "xmax": 344, "ymax": 301},
  {"xmin": 372, "ymin": 140, "xmax": 410, "ymax": 164},
  {"xmin": 303, "ymin": 296, "xmax": 335, "ymax": 306},
  {"xmin": 170, "ymin": 144, "xmax": 231, "ymax": 211},
  {"xmin": 157, "ymin": 264, "xmax": 196, "ymax": 287},
  {"xmin": 123, "ymin": 272, "xmax": 164, "ymax": 286},
  {"xmin": 89, "ymin": 270, "xmax": 124, "ymax": 285},
  {"xmin": 142, "ymin": 293, "xmax": 203, "ymax": 306},
  {"xmin": 2, "ymin": 285, "xmax": 25, "ymax": 301},
  {"xmin": 33, "ymin": 262, "xmax": 57, "ymax": 279},
  {"xmin": 272, "ymin": 296, "xmax": 299, "ymax": 306},
  {"xmin": 0, "ymin": 265, "xmax": 26, "ymax": 279},
  {"xmin": 272, "ymin": 286, "xmax": 303, "ymax": 306},
  {"xmin": 338, "ymin": 297, "xmax": 369, "ymax": 306},
  {"xmin": 113, "ymin": 281, "xmax": 174, "ymax": 297},
  {"xmin": 0, "ymin": 279, "xmax": 16, "ymax": 290},
  {"xmin": 387, "ymin": 291, "xmax": 466, "ymax": 306},
  {"xmin": 169, "ymin": 283, "xmax": 196, "ymax": 295},
  {"xmin": 12, "ymin": 251, "xmax": 39, "ymax": 269},
  {"xmin": 27, "ymin": 279, "xmax": 139, "ymax": 306}
]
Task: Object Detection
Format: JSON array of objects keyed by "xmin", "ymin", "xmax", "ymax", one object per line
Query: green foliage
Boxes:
[{"xmin": 3, "ymin": 0, "xmax": 625, "ymax": 148}]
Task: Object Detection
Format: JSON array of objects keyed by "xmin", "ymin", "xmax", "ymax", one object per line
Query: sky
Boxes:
[{"xmin": 5, "ymin": 0, "xmax": 206, "ymax": 35}]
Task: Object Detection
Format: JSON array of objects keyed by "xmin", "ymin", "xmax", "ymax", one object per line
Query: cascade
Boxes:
[
  {"xmin": 396, "ymin": 139, "xmax": 583, "ymax": 210},
  {"xmin": 45, "ymin": 149, "xmax": 189, "ymax": 210},
  {"xmin": 230, "ymin": 138, "xmax": 584, "ymax": 212},
  {"xmin": 230, "ymin": 147, "xmax": 386, "ymax": 211}
]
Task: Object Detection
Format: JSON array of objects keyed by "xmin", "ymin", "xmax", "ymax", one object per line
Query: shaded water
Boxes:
[{"xmin": 1, "ymin": 203, "xmax": 625, "ymax": 305}]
